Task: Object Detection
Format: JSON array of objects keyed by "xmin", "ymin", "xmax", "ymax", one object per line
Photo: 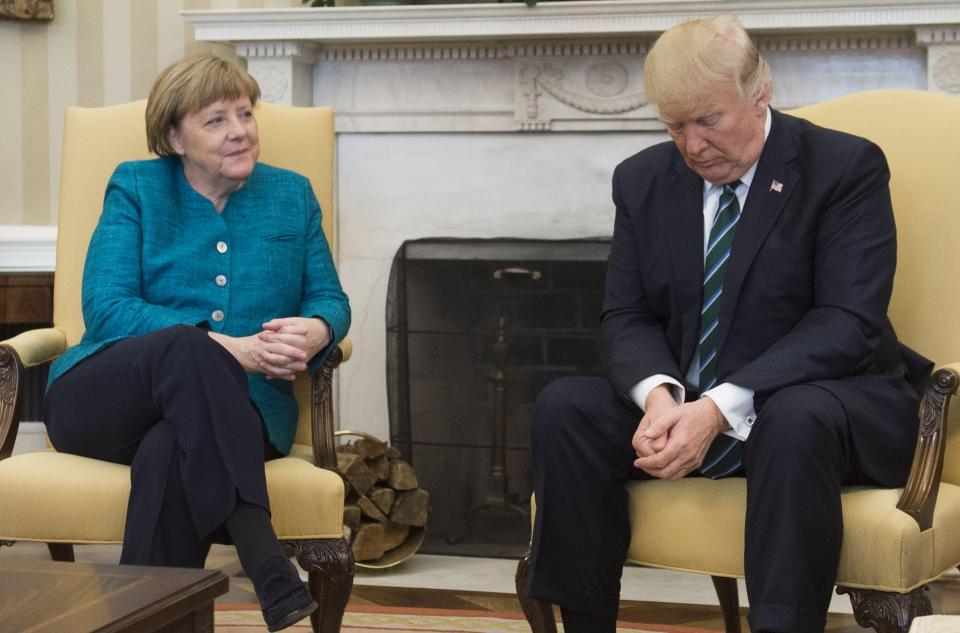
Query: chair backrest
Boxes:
[
  {"xmin": 788, "ymin": 90, "xmax": 960, "ymax": 484},
  {"xmin": 54, "ymin": 99, "xmax": 336, "ymax": 448}
]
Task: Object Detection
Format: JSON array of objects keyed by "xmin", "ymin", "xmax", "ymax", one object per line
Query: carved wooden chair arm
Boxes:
[
  {"xmin": 2, "ymin": 328, "xmax": 66, "ymax": 368},
  {"xmin": 0, "ymin": 329, "xmax": 66, "ymax": 462},
  {"xmin": 310, "ymin": 340, "xmax": 350, "ymax": 470},
  {"xmin": 0, "ymin": 344, "xmax": 25, "ymax": 462},
  {"xmin": 896, "ymin": 363, "xmax": 960, "ymax": 531}
]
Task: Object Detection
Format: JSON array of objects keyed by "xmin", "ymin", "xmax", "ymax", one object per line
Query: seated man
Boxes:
[{"xmin": 522, "ymin": 14, "xmax": 931, "ymax": 633}]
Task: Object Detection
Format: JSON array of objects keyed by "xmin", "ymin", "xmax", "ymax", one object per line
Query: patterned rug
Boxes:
[{"xmin": 215, "ymin": 604, "xmax": 712, "ymax": 633}]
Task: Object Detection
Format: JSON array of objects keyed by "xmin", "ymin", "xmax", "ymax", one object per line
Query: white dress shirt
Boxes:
[{"xmin": 628, "ymin": 108, "xmax": 772, "ymax": 441}]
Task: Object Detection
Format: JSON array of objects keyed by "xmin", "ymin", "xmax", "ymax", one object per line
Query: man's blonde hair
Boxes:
[
  {"xmin": 145, "ymin": 54, "xmax": 261, "ymax": 157},
  {"xmin": 644, "ymin": 15, "xmax": 771, "ymax": 112}
]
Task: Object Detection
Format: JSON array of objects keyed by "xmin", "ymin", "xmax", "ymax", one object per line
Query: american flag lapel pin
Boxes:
[{"xmin": 770, "ymin": 179, "xmax": 784, "ymax": 193}]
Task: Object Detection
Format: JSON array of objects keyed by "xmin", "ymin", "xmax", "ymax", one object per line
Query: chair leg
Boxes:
[
  {"xmin": 711, "ymin": 576, "xmax": 742, "ymax": 633},
  {"xmin": 286, "ymin": 539, "xmax": 354, "ymax": 633},
  {"xmin": 515, "ymin": 551, "xmax": 558, "ymax": 633},
  {"xmin": 47, "ymin": 543, "xmax": 75, "ymax": 562},
  {"xmin": 838, "ymin": 586, "xmax": 932, "ymax": 633}
]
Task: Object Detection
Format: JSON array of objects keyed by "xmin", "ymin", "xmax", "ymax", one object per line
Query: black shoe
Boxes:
[
  {"xmin": 252, "ymin": 556, "xmax": 319, "ymax": 632},
  {"xmin": 263, "ymin": 589, "xmax": 318, "ymax": 632},
  {"xmin": 560, "ymin": 606, "xmax": 617, "ymax": 633}
]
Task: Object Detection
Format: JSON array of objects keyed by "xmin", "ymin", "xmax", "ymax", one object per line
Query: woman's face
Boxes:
[{"xmin": 168, "ymin": 96, "xmax": 260, "ymax": 191}]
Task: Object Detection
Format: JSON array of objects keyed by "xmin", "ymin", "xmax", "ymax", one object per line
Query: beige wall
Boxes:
[{"xmin": 0, "ymin": 0, "xmax": 300, "ymax": 227}]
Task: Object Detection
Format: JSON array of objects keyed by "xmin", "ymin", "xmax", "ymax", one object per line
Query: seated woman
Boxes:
[{"xmin": 42, "ymin": 54, "xmax": 350, "ymax": 632}]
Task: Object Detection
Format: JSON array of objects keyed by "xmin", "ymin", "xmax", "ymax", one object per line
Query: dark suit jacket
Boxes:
[{"xmin": 598, "ymin": 109, "xmax": 931, "ymax": 485}]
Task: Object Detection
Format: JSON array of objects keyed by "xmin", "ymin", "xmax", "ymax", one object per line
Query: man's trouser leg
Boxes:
[
  {"xmin": 744, "ymin": 383, "xmax": 862, "ymax": 633},
  {"xmin": 744, "ymin": 379, "xmax": 919, "ymax": 633},
  {"xmin": 523, "ymin": 376, "xmax": 641, "ymax": 621}
]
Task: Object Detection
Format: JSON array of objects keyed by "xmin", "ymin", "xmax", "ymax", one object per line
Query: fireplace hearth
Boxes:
[{"xmin": 386, "ymin": 238, "xmax": 609, "ymax": 557}]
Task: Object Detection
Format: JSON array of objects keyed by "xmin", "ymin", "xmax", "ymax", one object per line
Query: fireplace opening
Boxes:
[{"xmin": 385, "ymin": 238, "xmax": 610, "ymax": 558}]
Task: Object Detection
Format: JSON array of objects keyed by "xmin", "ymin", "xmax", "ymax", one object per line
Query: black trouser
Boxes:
[
  {"xmin": 43, "ymin": 325, "xmax": 273, "ymax": 568},
  {"xmin": 523, "ymin": 376, "xmax": 918, "ymax": 633}
]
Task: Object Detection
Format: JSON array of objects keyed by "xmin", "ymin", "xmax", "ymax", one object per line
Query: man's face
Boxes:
[{"xmin": 659, "ymin": 85, "xmax": 770, "ymax": 185}]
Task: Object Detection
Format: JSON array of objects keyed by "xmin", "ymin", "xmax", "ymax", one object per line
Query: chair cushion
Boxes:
[
  {"xmin": 626, "ymin": 478, "xmax": 960, "ymax": 591},
  {"xmin": 0, "ymin": 444, "xmax": 344, "ymax": 543},
  {"xmin": 271, "ymin": 445, "xmax": 345, "ymax": 540}
]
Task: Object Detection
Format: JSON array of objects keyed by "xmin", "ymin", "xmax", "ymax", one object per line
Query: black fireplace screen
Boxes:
[{"xmin": 385, "ymin": 238, "xmax": 610, "ymax": 557}]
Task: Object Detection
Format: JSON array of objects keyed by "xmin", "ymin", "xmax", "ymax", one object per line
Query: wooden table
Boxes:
[{"xmin": 0, "ymin": 559, "xmax": 228, "ymax": 632}]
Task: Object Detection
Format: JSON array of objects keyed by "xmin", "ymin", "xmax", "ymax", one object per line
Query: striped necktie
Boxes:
[{"xmin": 699, "ymin": 181, "xmax": 744, "ymax": 479}]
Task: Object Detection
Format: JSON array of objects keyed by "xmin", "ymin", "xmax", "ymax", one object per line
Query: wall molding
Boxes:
[
  {"xmin": 916, "ymin": 27, "xmax": 960, "ymax": 45},
  {"xmin": 234, "ymin": 41, "xmax": 317, "ymax": 61},
  {"xmin": 311, "ymin": 40, "xmax": 651, "ymax": 62},
  {"xmin": 182, "ymin": 1, "xmax": 960, "ymax": 45},
  {"xmin": 238, "ymin": 31, "xmax": 917, "ymax": 62},
  {"xmin": 755, "ymin": 33, "xmax": 916, "ymax": 52},
  {"xmin": 0, "ymin": 226, "xmax": 57, "ymax": 272}
]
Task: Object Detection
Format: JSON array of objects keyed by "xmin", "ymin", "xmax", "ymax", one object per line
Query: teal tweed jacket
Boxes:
[{"xmin": 47, "ymin": 157, "xmax": 351, "ymax": 454}]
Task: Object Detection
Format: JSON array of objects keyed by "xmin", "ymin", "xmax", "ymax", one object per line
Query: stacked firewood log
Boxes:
[{"xmin": 337, "ymin": 437, "xmax": 429, "ymax": 562}]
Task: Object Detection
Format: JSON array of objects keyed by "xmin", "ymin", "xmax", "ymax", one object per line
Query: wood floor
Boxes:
[
  {"xmin": 5, "ymin": 542, "xmax": 960, "ymax": 632},
  {"xmin": 350, "ymin": 581, "xmax": 960, "ymax": 632},
  {"xmin": 199, "ymin": 548, "xmax": 960, "ymax": 633}
]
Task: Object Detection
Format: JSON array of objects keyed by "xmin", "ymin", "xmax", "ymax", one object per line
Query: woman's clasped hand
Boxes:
[{"xmin": 209, "ymin": 316, "xmax": 331, "ymax": 381}]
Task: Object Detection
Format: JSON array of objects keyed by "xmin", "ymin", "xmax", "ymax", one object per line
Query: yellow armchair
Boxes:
[
  {"xmin": 516, "ymin": 89, "xmax": 960, "ymax": 633},
  {"xmin": 0, "ymin": 100, "xmax": 355, "ymax": 633}
]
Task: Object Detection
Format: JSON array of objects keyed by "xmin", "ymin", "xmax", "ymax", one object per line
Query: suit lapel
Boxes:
[
  {"xmin": 664, "ymin": 155, "xmax": 706, "ymax": 378},
  {"xmin": 715, "ymin": 110, "xmax": 800, "ymax": 355}
]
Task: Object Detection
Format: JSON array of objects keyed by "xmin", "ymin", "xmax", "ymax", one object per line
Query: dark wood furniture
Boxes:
[
  {"xmin": 0, "ymin": 272, "xmax": 54, "ymax": 425},
  {"xmin": 0, "ymin": 272, "xmax": 54, "ymax": 326},
  {"xmin": 0, "ymin": 559, "xmax": 227, "ymax": 632}
]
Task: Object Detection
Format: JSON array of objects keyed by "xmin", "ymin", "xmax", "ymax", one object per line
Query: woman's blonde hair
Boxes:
[
  {"xmin": 145, "ymin": 54, "xmax": 261, "ymax": 157},
  {"xmin": 644, "ymin": 15, "xmax": 771, "ymax": 112}
]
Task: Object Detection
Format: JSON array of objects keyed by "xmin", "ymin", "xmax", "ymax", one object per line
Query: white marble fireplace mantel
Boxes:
[
  {"xmin": 184, "ymin": 0, "xmax": 960, "ymax": 126},
  {"xmin": 184, "ymin": 0, "xmax": 960, "ymax": 43},
  {"xmin": 186, "ymin": 1, "xmax": 959, "ymax": 440}
]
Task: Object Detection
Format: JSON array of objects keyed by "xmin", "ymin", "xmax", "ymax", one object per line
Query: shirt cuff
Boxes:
[
  {"xmin": 629, "ymin": 374, "xmax": 685, "ymax": 412},
  {"xmin": 701, "ymin": 382, "xmax": 757, "ymax": 441},
  {"xmin": 305, "ymin": 316, "xmax": 336, "ymax": 375}
]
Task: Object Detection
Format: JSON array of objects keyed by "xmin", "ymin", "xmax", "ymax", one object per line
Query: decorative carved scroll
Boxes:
[
  {"xmin": 519, "ymin": 62, "xmax": 646, "ymax": 121},
  {"xmin": 933, "ymin": 51, "xmax": 960, "ymax": 93},
  {"xmin": 0, "ymin": 345, "xmax": 23, "ymax": 461},
  {"xmin": 311, "ymin": 346, "xmax": 344, "ymax": 470},
  {"xmin": 838, "ymin": 586, "xmax": 932, "ymax": 633},
  {"xmin": 514, "ymin": 56, "xmax": 654, "ymax": 131},
  {"xmin": 256, "ymin": 63, "xmax": 292, "ymax": 104},
  {"xmin": 284, "ymin": 538, "xmax": 355, "ymax": 633},
  {"xmin": 897, "ymin": 367, "xmax": 959, "ymax": 531}
]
